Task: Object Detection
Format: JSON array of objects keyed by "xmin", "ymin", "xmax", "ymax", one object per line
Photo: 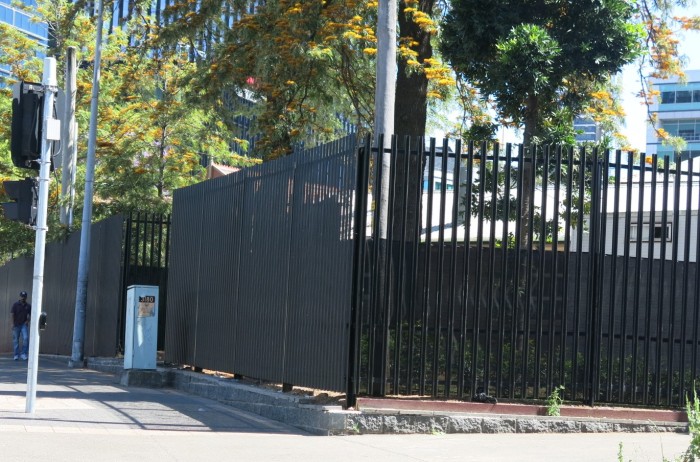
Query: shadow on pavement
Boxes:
[{"xmin": 0, "ymin": 356, "xmax": 306, "ymax": 435}]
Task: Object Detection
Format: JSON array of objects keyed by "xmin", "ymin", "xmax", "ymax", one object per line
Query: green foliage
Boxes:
[
  {"xmin": 617, "ymin": 442, "xmax": 627, "ymax": 462},
  {"xmin": 685, "ymin": 388, "xmax": 700, "ymax": 461},
  {"xmin": 440, "ymin": 0, "xmax": 642, "ymax": 143},
  {"xmin": 0, "ymin": 0, "xmax": 256, "ymax": 259},
  {"xmin": 546, "ymin": 385, "xmax": 565, "ymax": 416},
  {"xmin": 157, "ymin": 0, "xmax": 375, "ymax": 159}
]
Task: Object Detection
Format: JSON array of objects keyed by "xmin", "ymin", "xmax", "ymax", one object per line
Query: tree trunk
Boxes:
[
  {"xmin": 520, "ymin": 94, "xmax": 539, "ymax": 249},
  {"xmin": 394, "ymin": 0, "xmax": 434, "ymax": 137}
]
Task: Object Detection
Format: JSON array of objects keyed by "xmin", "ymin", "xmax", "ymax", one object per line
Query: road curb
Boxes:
[{"xmin": 78, "ymin": 356, "xmax": 689, "ymax": 436}]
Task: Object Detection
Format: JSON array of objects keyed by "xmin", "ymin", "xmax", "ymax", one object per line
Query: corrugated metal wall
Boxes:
[
  {"xmin": 165, "ymin": 135, "xmax": 357, "ymax": 392},
  {"xmin": 0, "ymin": 215, "xmax": 124, "ymax": 357}
]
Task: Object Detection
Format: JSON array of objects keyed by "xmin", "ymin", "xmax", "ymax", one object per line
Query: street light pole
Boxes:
[{"xmin": 69, "ymin": 0, "xmax": 104, "ymax": 368}]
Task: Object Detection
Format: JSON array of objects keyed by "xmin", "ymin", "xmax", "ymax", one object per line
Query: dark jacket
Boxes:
[{"xmin": 11, "ymin": 300, "xmax": 30, "ymax": 327}]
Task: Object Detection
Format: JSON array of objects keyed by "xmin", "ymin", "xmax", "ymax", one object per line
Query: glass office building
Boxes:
[
  {"xmin": 0, "ymin": 0, "xmax": 48, "ymax": 78},
  {"xmin": 573, "ymin": 116, "xmax": 600, "ymax": 143},
  {"xmin": 646, "ymin": 69, "xmax": 700, "ymax": 161}
]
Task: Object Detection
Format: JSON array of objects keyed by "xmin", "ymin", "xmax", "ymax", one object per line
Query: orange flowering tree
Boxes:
[
  {"xmin": 157, "ymin": 0, "xmax": 378, "ymax": 159},
  {"xmin": 632, "ymin": 0, "xmax": 700, "ymax": 153}
]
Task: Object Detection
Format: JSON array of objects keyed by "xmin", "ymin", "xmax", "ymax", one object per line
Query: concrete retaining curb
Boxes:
[{"xmin": 80, "ymin": 356, "xmax": 689, "ymax": 436}]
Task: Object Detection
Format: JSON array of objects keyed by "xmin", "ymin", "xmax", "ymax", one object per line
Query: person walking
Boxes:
[{"xmin": 11, "ymin": 291, "xmax": 30, "ymax": 361}]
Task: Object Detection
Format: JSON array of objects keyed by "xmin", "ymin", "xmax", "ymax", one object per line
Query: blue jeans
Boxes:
[{"xmin": 12, "ymin": 324, "xmax": 28, "ymax": 357}]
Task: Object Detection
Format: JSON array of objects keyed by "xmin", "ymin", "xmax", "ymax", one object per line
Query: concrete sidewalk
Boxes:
[
  {"xmin": 0, "ymin": 356, "xmax": 300, "ymax": 434},
  {"xmin": 0, "ymin": 356, "xmax": 694, "ymax": 462}
]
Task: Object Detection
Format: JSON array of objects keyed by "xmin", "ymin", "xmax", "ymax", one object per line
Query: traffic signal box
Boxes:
[
  {"xmin": 10, "ymin": 82, "xmax": 44, "ymax": 170},
  {"xmin": 1, "ymin": 178, "xmax": 38, "ymax": 225}
]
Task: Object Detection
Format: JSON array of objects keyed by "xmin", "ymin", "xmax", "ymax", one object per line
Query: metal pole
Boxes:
[
  {"xmin": 60, "ymin": 46, "xmax": 77, "ymax": 228},
  {"xmin": 26, "ymin": 57, "xmax": 59, "ymax": 414},
  {"xmin": 69, "ymin": 0, "xmax": 104, "ymax": 368}
]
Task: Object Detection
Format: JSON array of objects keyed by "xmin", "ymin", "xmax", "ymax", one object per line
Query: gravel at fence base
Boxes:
[{"xmin": 79, "ymin": 356, "xmax": 691, "ymax": 436}]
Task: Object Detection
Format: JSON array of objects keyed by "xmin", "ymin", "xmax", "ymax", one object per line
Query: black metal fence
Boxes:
[
  {"xmin": 121, "ymin": 212, "xmax": 171, "ymax": 351},
  {"xmin": 164, "ymin": 135, "xmax": 357, "ymax": 392},
  {"xmin": 0, "ymin": 213, "xmax": 170, "ymax": 357},
  {"xmin": 351, "ymin": 137, "xmax": 700, "ymax": 407},
  {"xmin": 162, "ymin": 134, "xmax": 700, "ymax": 408}
]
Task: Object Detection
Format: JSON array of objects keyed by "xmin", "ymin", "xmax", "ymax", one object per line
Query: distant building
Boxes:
[
  {"xmin": 574, "ymin": 116, "xmax": 600, "ymax": 143},
  {"xmin": 646, "ymin": 69, "xmax": 700, "ymax": 161},
  {"xmin": 0, "ymin": 0, "xmax": 48, "ymax": 78}
]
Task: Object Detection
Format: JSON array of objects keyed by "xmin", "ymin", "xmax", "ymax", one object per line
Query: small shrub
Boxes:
[
  {"xmin": 684, "ymin": 388, "xmax": 700, "ymax": 461},
  {"xmin": 546, "ymin": 385, "xmax": 565, "ymax": 417}
]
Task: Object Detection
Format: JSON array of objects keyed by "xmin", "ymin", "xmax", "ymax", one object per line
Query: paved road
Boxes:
[{"xmin": 0, "ymin": 356, "xmax": 693, "ymax": 461}]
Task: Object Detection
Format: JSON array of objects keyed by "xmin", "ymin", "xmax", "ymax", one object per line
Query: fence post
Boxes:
[
  {"xmin": 586, "ymin": 152, "xmax": 605, "ymax": 406},
  {"xmin": 348, "ymin": 137, "xmax": 371, "ymax": 408}
]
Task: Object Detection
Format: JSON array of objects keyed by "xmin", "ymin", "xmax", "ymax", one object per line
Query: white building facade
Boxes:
[{"xmin": 646, "ymin": 69, "xmax": 700, "ymax": 161}]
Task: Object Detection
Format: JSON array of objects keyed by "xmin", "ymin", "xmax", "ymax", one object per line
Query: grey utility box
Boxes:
[{"xmin": 124, "ymin": 285, "xmax": 159, "ymax": 370}]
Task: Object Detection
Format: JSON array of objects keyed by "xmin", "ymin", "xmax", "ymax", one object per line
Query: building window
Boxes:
[
  {"xmin": 660, "ymin": 89, "xmax": 700, "ymax": 104},
  {"xmin": 676, "ymin": 91, "xmax": 692, "ymax": 103},
  {"xmin": 630, "ymin": 222, "xmax": 672, "ymax": 242},
  {"xmin": 661, "ymin": 120, "xmax": 700, "ymax": 142}
]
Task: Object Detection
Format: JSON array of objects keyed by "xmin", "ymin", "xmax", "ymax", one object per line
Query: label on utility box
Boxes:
[{"xmin": 138, "ymin": 295, "xmax": 156, "ymax": 317}]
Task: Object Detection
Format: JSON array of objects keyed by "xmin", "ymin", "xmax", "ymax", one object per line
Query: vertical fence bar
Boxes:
[
  {"xmin": 149, "ymin": 213, "xmax": 156, "ymax": 268},
  {"xmin": 525, "ymin": 144, "xmax": 537, "ymax": 398},
  {"xmin": 586, "ymin": 150, "xmax": 602, "ymax": 406},
  {"xmin": 497, "ymin": 143, "xmax": 512, "ymax": 398},
  {"xmin": 379, "ymin": 136, "xmax": 398, "ymax": 396},
  {"xmin": 597, "ymin": 150, "xmax": 610, "ymax": 405},
  {"xmin": 513, "ymin": 144, "xmax": 525, "ymax": 399},
  {"xmin": 620, "ymin": 152, "xmax": 634, "ymax": 403},
  {"xmin": 432, "ymin": 139, "xmax": 448, "ymax": 396},
  {"xmin": 560, "ymin": 146, "xmax": 573, "ymax": 395},
  {"xmin": 472, "ymin": 142, "xmax": 488, "ymax": 396},
  {"xmin": 391, "ymin": 136, "xmax": 411, "ymax": 395},
  {"xmin": 156, "ymin": 213, "xmax": 164, "ymax": 270},
  {"xmin": 445, "ymin": 139, "xmax": 462, "ymax": 397},
  {"xmin": 419, "ymin": 139, "xmax": 436, "ymax": 395},
  {"xmin": 680, "ymin": 162, "xmax": 694, "ymax": 404},
  {"xmin": 669, "ymin": 160, "xmax": 681, "ymax": 405},
  {"xmin": 119, "ymin": 213, "xmax": 134, "ymax": 351},
  {"xmin": 534, "ymin": 145, "xmax": 548, "ymax": 398},
  {"xmin": 605, "ymin": 151, "xmax": 622, "ymax": 402},
  {"xmin": 485, "ymin": 142, "xmax": 499, "ymax": 396},
  {"xmin": 458, "ymin": 141, "xmax": 474, "ymax": 399},
  {"xmin": 645, "ymin": 156, "xmax": 658, "ymax": 405},
  {"xmin": 658, "ymin": 157, "xmax": 670, "ymax": 405},
  {"xmin": 348, "ymin": 137, "xmax": 371, "ymax": 409},
  {"xmin": 548, "ymin": 146, "xmax": 562, "ymax": 392},
  {"xmin": 367, "ymin": 136, "xmax": 385, "ymax": 395},
  {"xmin": 406, "ymin": 139, "xmax": 424, "ymax": 394},
  {"xmin": 632, "ymin": 154, "xmax": 646, "ymax": 403},
  {"xmin": 572, "ymin": 146, "xmax": 586, "ymax": 400}
]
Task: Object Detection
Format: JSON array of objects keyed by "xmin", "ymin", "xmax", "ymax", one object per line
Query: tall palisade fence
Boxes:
[
  {"xmin": 352, "ymin": 135, "xmax": 700, "ymax": 408},
  {"xmin": 165, "ymin": 134, "xmax": 700, "ymax": 408},
  {"xmin": 165, "ymin": 136, "xmax": 357, "ymax": 392}
]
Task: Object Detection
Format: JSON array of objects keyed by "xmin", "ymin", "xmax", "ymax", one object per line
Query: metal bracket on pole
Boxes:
[{"xmin": 26, "ymin": 57, "xmax": 59, "ymax": 414}]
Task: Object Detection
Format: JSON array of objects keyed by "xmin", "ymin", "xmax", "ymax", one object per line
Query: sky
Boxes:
[{"xmin": 621, "ymin": 3, "xmax": 700, "ymax": 152}]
